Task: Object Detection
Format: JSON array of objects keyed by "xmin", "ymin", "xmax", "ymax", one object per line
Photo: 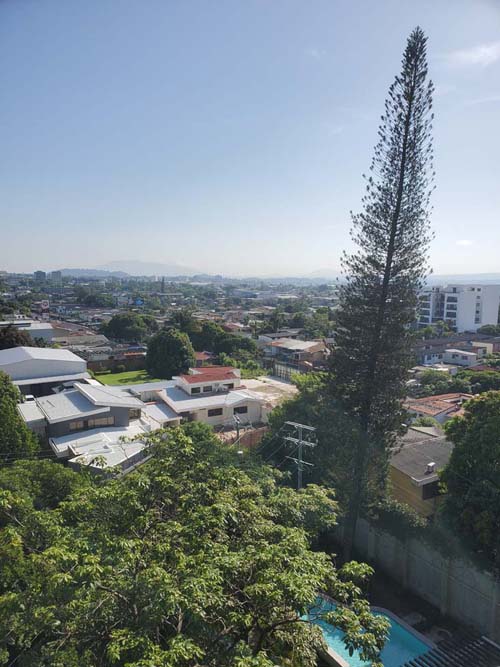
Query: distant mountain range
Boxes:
[
  {"xmin": 59, "ymin": 260, "xmax": 199, "ymax": 278},
  {"xmin": 97, "ymin": 260, "xmax": 198, "ymax": 276},
  {"xmin": 60, "ymin": 268, "xmax": 129, "ymax": 278},
  {"xmin": 57, "ymin": 264, "xmax": 500, "ymax": 284}
]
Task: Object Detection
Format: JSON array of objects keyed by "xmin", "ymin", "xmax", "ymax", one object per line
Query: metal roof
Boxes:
[
  {"xmin": 0, "ymin": 346, "xmax": 84, "ymax": 365},
  {"xmin": 14, "ymin": 371, "xmax": 90, "ymax": 386}
]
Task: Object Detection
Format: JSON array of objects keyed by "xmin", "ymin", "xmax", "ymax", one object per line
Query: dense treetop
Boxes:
[
  {"xmin": 0, "ymin": 424, "xmax": 388, "ymax": 667},
  {"xmin": 0, "ymin": 371, "xmax": 39, "ymax": 459}
]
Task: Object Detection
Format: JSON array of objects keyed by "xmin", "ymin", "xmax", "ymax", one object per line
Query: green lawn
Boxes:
[{"xmin": 94, "ymin": 369, "xmax": 164, "ymax": 386}]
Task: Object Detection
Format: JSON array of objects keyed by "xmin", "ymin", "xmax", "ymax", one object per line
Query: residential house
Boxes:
[
  {"xmin": 18, "ymin": 381, "xmax": 167, "ymax": 475},
  {"xmin": 390, "ymin": 426, "xmax": 453, "ymax": 518},
  {"xmin": 441, "ymin": 349, "xmax": 481, "ymax": 367},
  {"xmin": 260, "ymin": 337, "xmax": 329, "ymax": 379},
  {"xmin": 405, "ymin": 393, "xmax": 472, "ymax": 424},
  {"xmin": 156, "ymin": 367, "xmax": 267, "ymax": 427}
]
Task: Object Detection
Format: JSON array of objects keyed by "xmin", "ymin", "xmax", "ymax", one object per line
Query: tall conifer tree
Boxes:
[{"xmin": 331, "ymin": 28, "xmax": 434, "ymax": 557}]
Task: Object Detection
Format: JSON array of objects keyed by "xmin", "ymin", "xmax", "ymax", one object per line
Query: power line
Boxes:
[{"xmin": 282, "ymin": 421, "xmax": 317, "ymax": 490}]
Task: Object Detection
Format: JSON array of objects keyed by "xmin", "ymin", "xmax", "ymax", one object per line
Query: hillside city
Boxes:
[{"xmin": 1, "ymin": 7, "xmax": 500, "ymax": 667}]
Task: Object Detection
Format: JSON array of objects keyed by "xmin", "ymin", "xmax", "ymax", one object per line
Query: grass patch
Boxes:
[{"xmin": 94, "ymin": 369, "xmax": 164, "ymax": 386}]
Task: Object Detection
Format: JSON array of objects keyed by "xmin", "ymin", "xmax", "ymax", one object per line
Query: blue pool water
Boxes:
[{"xmin": 309, "ymin": 600, "xmax": 431, "ymax": 667}]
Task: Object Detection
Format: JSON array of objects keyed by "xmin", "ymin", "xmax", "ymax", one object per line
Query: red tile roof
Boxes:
[
  {"xmin": 180, "ymin": 367, "xmax": 238, "ymax": 384},
  {"xmin": 194, "ymin": 351, "xmax": 213, "ymax": 361},
  {"xmin": 405, "ymin": 393, "xmax": 472, "ymax": 417}
]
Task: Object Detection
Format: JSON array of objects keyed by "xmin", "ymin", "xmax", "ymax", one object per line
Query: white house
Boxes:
[
  {"xmin": 159, "ymin": 367, "xmax": 266, "ymax": 427},
  {"xmin": 441, "ymin": 349, "xmax": 480, "ymax": 367}
]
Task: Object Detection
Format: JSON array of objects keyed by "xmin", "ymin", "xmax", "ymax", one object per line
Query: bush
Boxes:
[{"xmin": 115, "ymin": 364, "xmax": 126, "ymax": 373}]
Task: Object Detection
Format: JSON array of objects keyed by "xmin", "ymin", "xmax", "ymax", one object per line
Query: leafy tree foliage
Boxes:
[
  {"xmin": 417, "ymin": 320, "xmax": 453, "ymax": 339},
  {"xmin": 172, "ymin": 316, "xmax": 259, "ymax": 361},
  {"xmin": 0, "ymin": 324, "xmax": 35, "ymax": 350},
  {"xmin": 0, "ymin": 425, "xmax": 388, "ymax": 667},
  {"xmin": 477, "ymin": 325, "xmax": 500, "ymax": 336},
  {"xmin": 441, "ymin": 392, "xmax": 500, "ymax": 565},
  {"xmin": 146, "ymin": 328, "xmax": 195, "ymax": 378},
  {"xmin": 102, "ymin": 312, "xmax": 148, "ymax": 342},
  {"xmin": 0, "ymin": 372, "xmax": 39, "ymax": 459},
  {"xmin": 260, "ymin": 374, "xmax": 367, "ymax": 505},
  {"xmin": 409, "ymin": 368, "xmax": 500, "ymax": 397},
  {"xmin": 329, "ymin": 28, "xmax": 435, "ymax": 556}
]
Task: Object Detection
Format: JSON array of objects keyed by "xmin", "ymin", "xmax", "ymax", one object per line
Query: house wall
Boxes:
[
  {"xmin": 47, "ymin": 406, "xmax": 131, "ymax": 438},
  {"xmin": 190, "ymin": 401, "xmax": 262, "ymax": 426},
  {"xmin": 343, "ymin": 518, "xmax": 500, "ymax": 643},
  {"xmin": 389, "ymin": 468, "xmax": 441, "ymax": 518}
]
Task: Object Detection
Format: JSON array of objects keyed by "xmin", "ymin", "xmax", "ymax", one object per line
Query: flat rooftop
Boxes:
[
  {"xmin": 37, "ymin": 390, "xmax": 110, "ymax": 424},
  {"xmin": 50, "ymin": 421, "xmax": 148, "ymax": 458}
]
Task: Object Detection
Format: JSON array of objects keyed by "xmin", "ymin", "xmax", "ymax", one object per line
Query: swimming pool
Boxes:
[{"xmin": 309, "ymin": 598, "xmax": 433, "ymax": 667}]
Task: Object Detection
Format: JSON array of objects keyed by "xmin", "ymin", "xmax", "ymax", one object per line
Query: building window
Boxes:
[
  {"xmin": 234, "ymin": 405, "xmax": 248, "ymax": 415},
  {"xmin": 88, "ymin": 416, "xmax": 115, "ymax": 428},
  {"xmin": 208, "ymin": 408, "xmax": 223, "ymax": 417},
  {"xmin": 225, "ymin": 383, "xmax": 234, "ymax": 390},
  {"xmin": 69, "ymin": 420, "xmax": 84, "ymax": 431},
  {"xmin": 202, "ymin": 385, "xmax": 213, "ymax": 393},
  {"xmin": 191, "ymin": 387, "xmax": 201, "ymax": 395},
  {"xmin": 129, "ymin": 409, "xmax": 141, "ymax": 420}
]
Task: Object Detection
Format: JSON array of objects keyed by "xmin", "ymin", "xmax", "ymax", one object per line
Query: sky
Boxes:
[{"xmin": 0, "ymin": 0, "xmax": 499, "ymax": 277}]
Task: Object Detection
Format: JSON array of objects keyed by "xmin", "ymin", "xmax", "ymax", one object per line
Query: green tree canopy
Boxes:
[
  {"xmin": 441, "ymin": 392, "xmax": 500, "ymax": 565},
  {"xmin": 146, "ymin": 328, "xmax": 195, "ymax": 378},
  {"xmin": 0, "ymin": 372, "xmax": 39, "ymax": 459},
  {"xmin": 328, "ymin": 28, "xmax": 435, "ymax": 557},
  {"xmin": 477, "ymin": 325, "xmax": 500, "ymax": 336},
  {"xmin": 0, "ymin": 425, "xmax": 388, "ymax": 667},
  {"xmin": 0, "ymin": 324, "xmax": 35, "ymax": 350},
  {"xmin": 102, "ymin": 312, "xmax": 148, "ymax": 342}
]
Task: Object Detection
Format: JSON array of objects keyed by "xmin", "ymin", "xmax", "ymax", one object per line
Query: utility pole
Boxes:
[{"xmin": 283, "ymin": 421, "xmax": 316, "ymax": 490}]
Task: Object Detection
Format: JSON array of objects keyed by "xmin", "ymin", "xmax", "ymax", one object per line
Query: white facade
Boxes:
[{"xmin": 418, "ymin": 284, "xmax": 500, "ymax": 332}]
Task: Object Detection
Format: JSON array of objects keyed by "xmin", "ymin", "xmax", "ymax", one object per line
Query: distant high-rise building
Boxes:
[
  {"xmin": 51, "ymin": 270, "xmax": 62, "ymax": 283},
  {"xmin": 418, "ymin": 284, "xmax": 500, "ymax": 332},
  {"xmin": 34, "ymin": 270, "xmax": 46, "ymax": 282}
]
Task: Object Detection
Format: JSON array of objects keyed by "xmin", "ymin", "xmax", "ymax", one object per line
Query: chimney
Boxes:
[{"xmin": 426, "ymin": 462, "xmax": 436, "ymax": 474}]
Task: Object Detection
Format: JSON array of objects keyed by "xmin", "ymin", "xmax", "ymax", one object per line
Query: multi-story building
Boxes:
[
  {"xmin": 33, "ymin": 270, "xmax": 46, "ymax": 282},
  {"xmin": 418, "ymin": 284, "xmax": 500, "ymax": 332}
]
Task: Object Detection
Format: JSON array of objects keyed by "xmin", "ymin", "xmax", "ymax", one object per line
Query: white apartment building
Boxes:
[{"xmin": 418, "ymin": 284, "xmax": 500, "ymax": 332}]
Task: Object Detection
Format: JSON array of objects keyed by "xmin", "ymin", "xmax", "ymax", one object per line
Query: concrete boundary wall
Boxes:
[{"xmin": 351, "ymin": 518, "xmax": 500, "ymax": 642}]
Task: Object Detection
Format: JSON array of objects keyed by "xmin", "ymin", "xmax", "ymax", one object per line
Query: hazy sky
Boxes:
[{"xmin": 1, "ymin": 0, "xmax": 499, "ymax": 276}]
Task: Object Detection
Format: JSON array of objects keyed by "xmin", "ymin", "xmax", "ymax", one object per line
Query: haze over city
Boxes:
[{"xmin": 1, "ymin": 0, "xmax": 499, "ymax": 275}]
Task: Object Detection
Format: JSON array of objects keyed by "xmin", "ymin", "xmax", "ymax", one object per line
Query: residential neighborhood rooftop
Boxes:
[
  {"xmin": 37, "ymin": 389, "xmax": 111, "ymax": 424},
  {"xmin": 391, "ymin": 433, "xmax": 453, "ymax": 485}
]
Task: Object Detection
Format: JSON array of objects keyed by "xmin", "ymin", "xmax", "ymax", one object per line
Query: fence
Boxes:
[{"xmin": 348, "ymin": 518, "xmax": 500, "ymax": 642}]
